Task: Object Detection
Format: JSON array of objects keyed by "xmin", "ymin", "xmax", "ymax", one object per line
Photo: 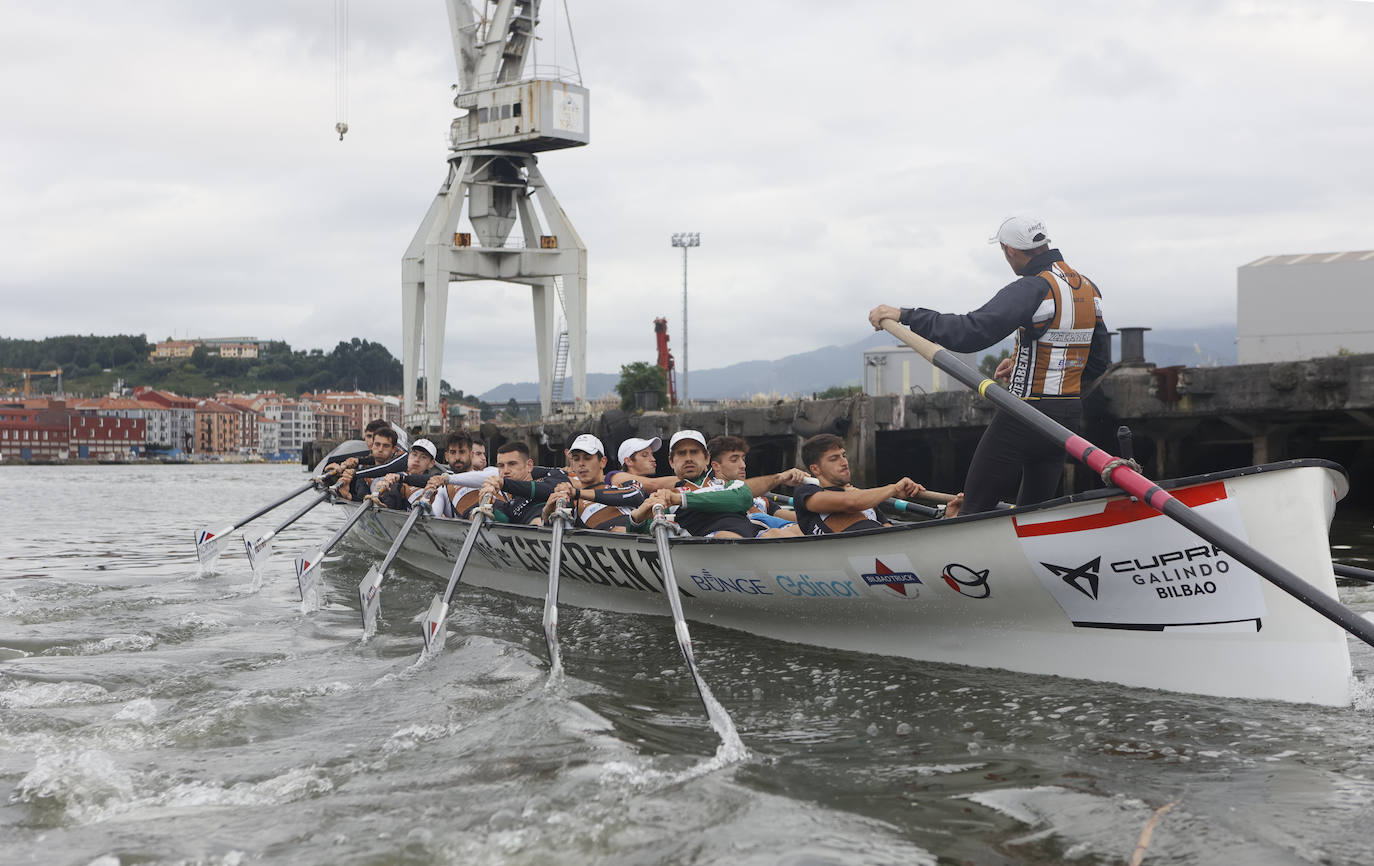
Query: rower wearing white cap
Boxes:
[
  {"xmin": 542, "ymin": 433, "xmax": 647, "ymax": 531},
  {"xmin": 604, "ymin": 436, "xmax": 679, "ymax": 493},
  {"xmin": 627, "ymin": 430, "xmax": 802, "ymax": 538},
  {"xmin": 371, "ymin": 438, "xmax": 444, "ymax": 509},
  {"xmin": 867, "ymin": 215, "xmax": 1110, "ymax": 514}
]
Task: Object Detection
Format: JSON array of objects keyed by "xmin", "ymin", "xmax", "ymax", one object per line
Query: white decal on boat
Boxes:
[{"xmin": 1015, "ymin": 486, "xmax": 1267, "ymax": 631}]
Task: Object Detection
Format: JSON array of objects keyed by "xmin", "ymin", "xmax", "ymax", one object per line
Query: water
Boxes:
[{"xmin": 3, "ymin": 464, "xmax": 1374, "ymax": 865}]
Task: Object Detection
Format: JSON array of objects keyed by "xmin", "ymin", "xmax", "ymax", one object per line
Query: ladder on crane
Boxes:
[{"xmin": 550, "ymin": 275, "xmax": 570, "ymax": 407}]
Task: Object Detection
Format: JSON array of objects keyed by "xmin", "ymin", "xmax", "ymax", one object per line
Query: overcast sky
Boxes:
[{"xmin": 4, "ymin": 0, "xmax": 1373, "ymax": 395}]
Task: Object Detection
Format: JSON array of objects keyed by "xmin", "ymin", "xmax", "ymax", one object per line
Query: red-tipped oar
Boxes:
[
  {"xmin": 294, "ymin": 496, "xmax": 377, "ymax": 613},
  {"xmin": 542, "ymin": 498, "xmax": 571, "ymax": 681},
  {"xmin": 244, "ymin": 490, "xmax": 333, "ymax": 581},
  {"xmin": 650, "ymin": 504, "xmax": 745, "ymax": 755},
  {"xmin": 879, "ymin": 318, "xmax": 1374, "ymax": 649},
  {"xmin": 420, "ymin": 494, "xmax": 493, "ymax": 658},
  {"xmin": 195, "ymin": 478, "xmax": 322, "ymax": 569},
  {"xmin": 358, "ymin": 491, "xmax": 436, "ymax": 639}
]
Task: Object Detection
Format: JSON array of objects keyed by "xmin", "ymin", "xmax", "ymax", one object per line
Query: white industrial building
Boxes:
[
  {"xmin": 1237, "ymin": 250, "xmax": 1374, "ymax": 363},
  {"xmin": 862, "ymin": 344, "xmax": 978, "ymax": 397}
]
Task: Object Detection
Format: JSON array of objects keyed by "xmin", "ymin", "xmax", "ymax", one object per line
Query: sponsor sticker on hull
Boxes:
[
  {"xmin": 848, "ymin": 554, "xmax": 922, "ymax": 600},
  {"xmin": 941, "ymin": 563, "xmax": 991, "ymax": 599},
  {"xmin": 1014, "ymin": 482, "xmax": 1267, "ymax": 630}
]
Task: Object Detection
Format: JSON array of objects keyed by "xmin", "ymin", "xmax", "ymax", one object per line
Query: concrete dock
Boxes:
[{"xmin": 478, "ymin": 352, "xmax": 1374, "ymax": 507}]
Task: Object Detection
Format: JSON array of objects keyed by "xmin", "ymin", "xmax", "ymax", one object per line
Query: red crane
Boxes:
[{"xmin": 654, "ymin": 318, "xmax": 678, "ymax": 406}]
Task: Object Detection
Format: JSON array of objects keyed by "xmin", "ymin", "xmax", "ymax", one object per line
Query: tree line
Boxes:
[{"xmin": 0, "ymin": 334, "xmax": 488, "ymax": 417}]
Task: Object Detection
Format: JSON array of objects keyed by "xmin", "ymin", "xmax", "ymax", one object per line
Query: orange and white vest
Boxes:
[{"xmin": 1006, "ymin": 260, "xmax": 1102, "ymax": 399}]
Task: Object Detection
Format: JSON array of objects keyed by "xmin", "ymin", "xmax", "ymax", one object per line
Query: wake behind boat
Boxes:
[{"xmin": 340, "ymin": 458, "xmax": 1354, "ymax": 707}]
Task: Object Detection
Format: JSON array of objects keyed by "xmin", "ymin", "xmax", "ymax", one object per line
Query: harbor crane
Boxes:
[{"xmin": 402, "ymin": 0, "xmax": 590, "ymax": 428}]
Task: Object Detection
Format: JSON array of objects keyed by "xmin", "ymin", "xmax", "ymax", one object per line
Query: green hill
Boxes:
[{"xmin": 0, "ymin": 335, "xmax": 403, "ymax": 399}]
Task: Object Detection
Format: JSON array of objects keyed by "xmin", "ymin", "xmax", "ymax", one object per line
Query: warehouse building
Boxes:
[{"xmin": 1238, "ymin": 250, "xmax": 1374, "ymax": 363}]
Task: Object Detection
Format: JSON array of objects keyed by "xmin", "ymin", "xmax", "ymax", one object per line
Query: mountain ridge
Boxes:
[{"xmin": 479, "ymin": 325, "xmax": 1239, "ymax": 402}]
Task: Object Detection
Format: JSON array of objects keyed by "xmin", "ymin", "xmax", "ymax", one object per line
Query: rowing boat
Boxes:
[{"xmin": 338, "ymin": 458, "xmax": 1353, "ymax": 706}]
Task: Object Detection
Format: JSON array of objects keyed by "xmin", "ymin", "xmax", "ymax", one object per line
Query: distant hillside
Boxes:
[
  {"xmin": 0, "ymin": 334, "xmax": 406, "ymax": 399},
  {"xmin": 1133, "ymin": 325, "xmax": 1237, "ymax": 368},
  {"xmin": 479, "ymin": 325, "xmax": 1239, "ymax": 402}
]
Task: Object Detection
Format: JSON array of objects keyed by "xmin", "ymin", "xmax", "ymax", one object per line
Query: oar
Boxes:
[
  {"xmin": 420, "ymin": 494, "xmax": 493, "ymax": 658},
  {"xmin": 1334, "ymin": 563, "xmax": 1374, "ymax": 584},
  {"xmin": 294, "ymin": 496, "xmax": 378, "ymax": 614},
  {"xmin": 195, "ymin": 478, "xmax": 322, "ymax": 568},
  {"xmin": 650, "ymin": 504, "xmax": 745, "ymax": 754},
  {"xmin": 357, "ymin": 491, "xmax": 436, "ymax": 639},
  {"xmin": 542, "ymin": 498, "xmax": 571, "ymax": 681},
  {"xmin": 878, "ymin": 317, "xmax": 1374, "ymax": 649},
  {"xmin": 244, "ymin": 489, "xmax": 333, "ymax": 580},
  {"xmin": 764, "ymin": 491, "xmax": 942, "ymax": 519}
]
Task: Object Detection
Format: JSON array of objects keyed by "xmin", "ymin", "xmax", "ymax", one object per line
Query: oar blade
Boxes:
[
  {"xmin": 295, "ymin": 552, "xmax": 324, "ymax": 612},
  {"xmin": 244, "ymin": 531, "xmax": 275, "ymax": 576},
  {"xmin": 421, "ymin": 595, "xmax": 449, "ymax": 656},
  {"xmin": 194, "ymin": 525, "xmax": 233, "ymax": 572},
  {"xmin": 358, "ymin": 565, "xmax": 384, "ymax": 638}
]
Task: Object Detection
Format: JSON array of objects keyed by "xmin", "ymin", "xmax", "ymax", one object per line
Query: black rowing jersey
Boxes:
[{"xmin": 793, "ymin": 482, "xmax": 885, "ymax": 535}]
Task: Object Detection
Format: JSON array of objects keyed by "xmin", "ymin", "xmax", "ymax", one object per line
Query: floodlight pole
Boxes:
[{"xmin": 671, "ymin": 232, "xmax": 700, "ymax": 408}]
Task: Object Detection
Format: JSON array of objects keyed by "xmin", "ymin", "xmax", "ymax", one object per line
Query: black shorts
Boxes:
[{"xmin": 695, "ymin": 513, "xmax": 763, "ymax": 538}]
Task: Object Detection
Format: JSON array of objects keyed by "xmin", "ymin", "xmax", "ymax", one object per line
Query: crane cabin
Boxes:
[{"xmin": 450, "ymin": 80, "xmax": 589, "ymax": 152}]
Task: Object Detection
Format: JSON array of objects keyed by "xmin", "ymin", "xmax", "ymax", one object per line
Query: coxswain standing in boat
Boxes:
[
  {"xmin": 627, "ymin": 431, "xmax": 803, "ymax": 538},
  {"xmin": 705, "ymin": 435, "xmax": 802, "ymax": 530},
  {"xmin": 868, "ymin": 215, "xmax": 1110, "ymax": 514},
  {"xmin": 793, "ymin": 434, "xmax": 961, "ymax": 534},
  {"xmin": 543, "ymin": 434, "xmax": 646, "ymax": 531}
]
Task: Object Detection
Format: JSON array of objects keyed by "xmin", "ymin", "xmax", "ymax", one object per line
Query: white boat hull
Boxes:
[{"xmin": 345, "ymin": 461, "xmax": 1354, "ymax": 706}]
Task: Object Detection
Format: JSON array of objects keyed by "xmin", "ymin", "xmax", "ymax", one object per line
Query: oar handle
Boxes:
[
  {"xmin": 550, "ymin": 496, "xmax": 572, "ymax": 523},
  {"xmin": 765, "ymin": 491, "xmax": 940, "ymax": 518},
  {"xmin": 474, "ymin": 491, "xmax": 494, "ymax": 516},
  {"xmin": 1335, "ymin": 563, "xmax": 1374, "ymax": 583}
]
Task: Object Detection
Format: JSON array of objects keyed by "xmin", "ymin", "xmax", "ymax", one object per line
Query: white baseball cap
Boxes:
[
  {"xmin": 617, "ymin": 436, "xmax": 662, "ymax": 464},
  {"xmin": 990, "ymin": 215, "xmax": 1051, "ymax": 251},
  {"xmin": 410, "ymin": 438, "xmax": 437, "ymax": 459},
  {"xmin": 568, "ymin": 433, "xmax": 605, "ymax": 456},
  {"xmin": 669, "ymin": 430, "xmax": 707, "ymax": 451}
]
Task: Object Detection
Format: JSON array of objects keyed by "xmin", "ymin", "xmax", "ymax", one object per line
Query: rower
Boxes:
[
  {"xmin": 627, "ymin": 430, "xmax": 802, "ymax": 538},
  {"xmin": 371, "ymin": 439, "xmax": 444, "ymax": 509},
  {"xmin": 470, "ymin": 442, "xmax": 487, "ymax": 471},
  {"xmin": 792, "ymin": 434, "xmax": 962, "ymax": 535},
  {"xmin": 338, "ymin": 426, "xmax": 408, "ymax": 501},
  {"xmin": 605, "ymin": 436, "xmax": 678, "ymax": 492},
  {"xmin": 543, "ymin": 434, "xmax": 645, "ymax": 531},
  {"xmin": 442, "ymin": 431, "xmax": 473, "ymax": 472},
  {"xmin": 705, "ymin": 435, "xmax": 802, "ymax": 529},
  {"xmin": 477, "ymin": 441, "xmax": 552, "ymax": 525}
]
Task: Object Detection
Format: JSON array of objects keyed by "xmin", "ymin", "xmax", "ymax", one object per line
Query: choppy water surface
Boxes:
[{"xmin": 3, "ymin": 464, "xmax": 1374, "ymax": 865}]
